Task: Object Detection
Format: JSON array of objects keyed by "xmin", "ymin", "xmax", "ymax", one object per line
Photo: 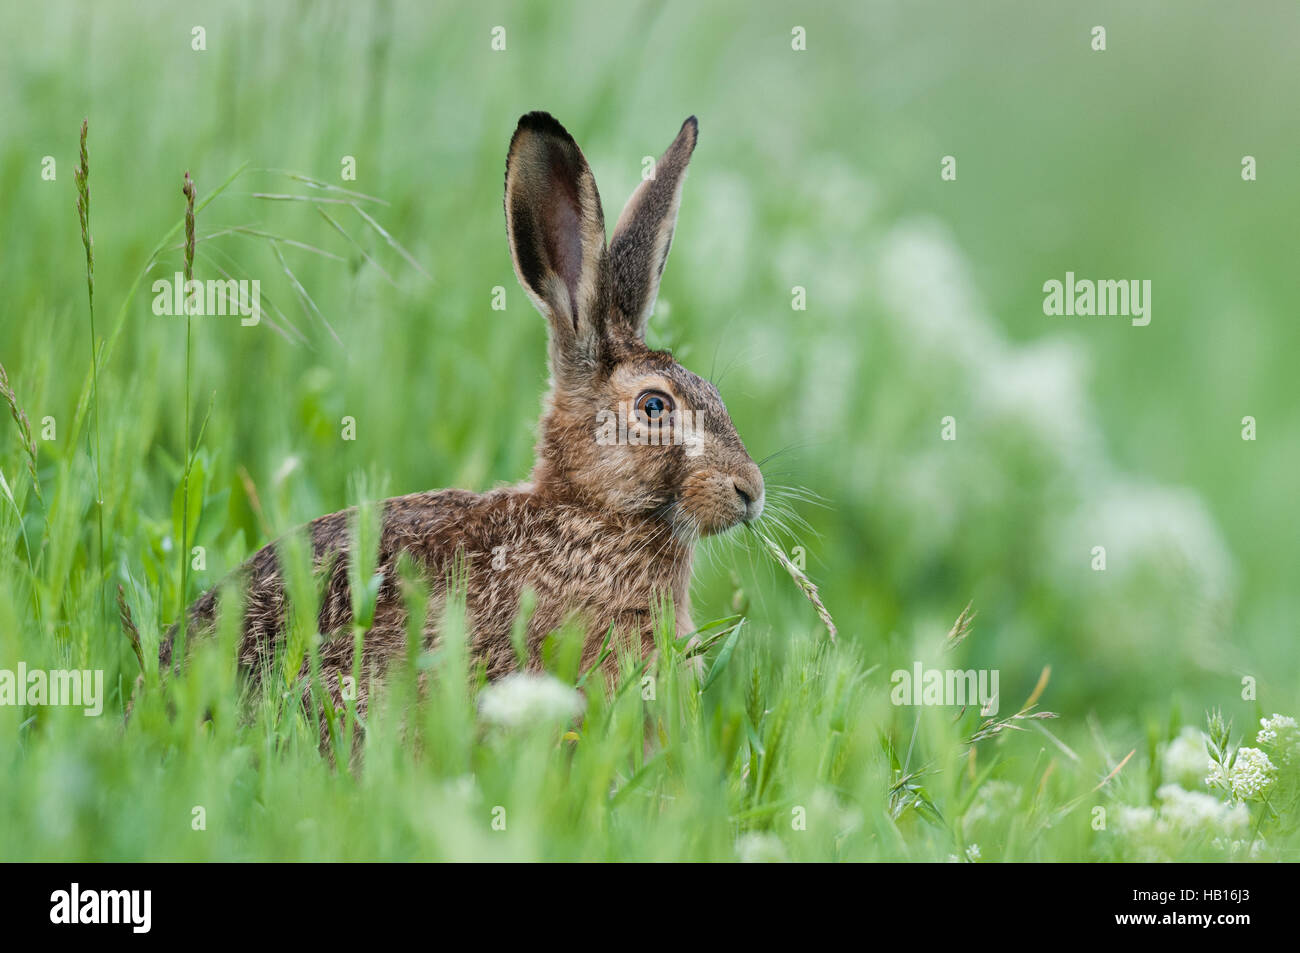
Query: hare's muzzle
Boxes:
[
  {"xmin": 731, "ymin": 466, "xmax": 765, "ymax": 524},
  {"xmin": 682, "ymin": 460, "xmax": 764, "ymax": 536}
]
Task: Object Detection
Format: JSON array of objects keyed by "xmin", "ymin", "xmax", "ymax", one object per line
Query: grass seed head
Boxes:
[
  {"xmin": 182, "ymin": 171, "xmax": 196, "ymax": 284},
  {"xmin": 0, "ymin": 361, "xmax": 42, "ymax": 504}
]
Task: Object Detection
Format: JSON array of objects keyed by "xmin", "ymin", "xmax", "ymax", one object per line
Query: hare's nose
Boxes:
[{"xmin": 731, "ymin": 469, "xmax": 764, "ymax": 522}]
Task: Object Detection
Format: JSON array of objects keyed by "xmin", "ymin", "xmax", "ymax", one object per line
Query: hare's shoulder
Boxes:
[
  {"xmin": 293, "ymin": 488, "xmax": 506, "ymax": 556},
  {"xmin": 365, "ymin": 487, "xmax": 639, "ymax": 570},
  {"xmin": 366, "ymin": 486, "xmax": 546, "ymax": 562},
  {"xmin": 381, "ymin": 488, "xmax": 500, "ymax": 526}
]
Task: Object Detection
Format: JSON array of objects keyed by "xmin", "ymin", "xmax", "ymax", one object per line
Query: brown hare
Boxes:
[{"xmin": 160, "ymin": 112, "xmax": 764, "ymax": 721}]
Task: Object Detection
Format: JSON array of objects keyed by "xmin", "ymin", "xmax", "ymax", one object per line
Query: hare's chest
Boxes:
[
  {"xmin": 511, "ymin": 521, "xmax": 685, "ymax": 611},
  {"xmin": 527, "ymin": 532, "xmax": 674, "ymax": 606}
]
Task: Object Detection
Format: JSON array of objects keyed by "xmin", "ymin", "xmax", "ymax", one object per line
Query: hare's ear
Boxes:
[
  {"xmin": 608, "ymin": 116, "xmax": 698, "ymax": 340},
  {"xmin": 505, "ymin": 112, "xmax": 609, "ymax": 373}
]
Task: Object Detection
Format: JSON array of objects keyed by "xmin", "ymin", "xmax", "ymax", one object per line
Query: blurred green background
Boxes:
[{"xmin": 0, "ymin": 0, "xmax": 1296, "ymax": 858}]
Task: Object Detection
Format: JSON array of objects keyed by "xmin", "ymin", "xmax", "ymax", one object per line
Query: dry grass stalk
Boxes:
[{"xmin": 756, "ymin": 530, "xmax": 837, "ymax": 644}]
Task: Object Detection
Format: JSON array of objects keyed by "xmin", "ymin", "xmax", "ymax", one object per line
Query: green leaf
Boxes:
[
  {"xmin": 700, "ymin": 619, "xmax": 745, "ymax": 692},
  {"xmin": 575, "ymin": 620, "xmax": 616, "ymax": 689},
  {"xmin": 673, "ymin": 614, "xmax": 742, "ymax": 651},
  {"xmin": 609, "ymin": 753, "xmax": 665, "ymax": 808},
  {"xmin": 353, "ymin": 570, "xmax": 384, "ymax": 630}
]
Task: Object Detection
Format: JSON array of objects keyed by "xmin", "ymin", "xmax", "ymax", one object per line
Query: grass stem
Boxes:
[
  {"xmin": 74, "ymin": 118, "xmax": 107, "ymax": 628},
  {"xmin": 178, "ymin": 171, "xmax": 197, "ymax": 660}
]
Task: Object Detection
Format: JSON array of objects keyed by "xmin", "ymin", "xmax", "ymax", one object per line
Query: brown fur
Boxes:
[{"xmin": 160, "ymin": 112, "xmax": 764, "ymax": 730}]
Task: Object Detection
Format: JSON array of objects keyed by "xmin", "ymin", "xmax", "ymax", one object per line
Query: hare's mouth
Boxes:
[{"xmin": 673, "ymin": 471, "xmax": 765, "ymax": 539}]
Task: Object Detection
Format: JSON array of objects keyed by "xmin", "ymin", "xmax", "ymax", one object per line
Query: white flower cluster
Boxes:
[
  {"xmin": 1157, "ymin": 785, "xmax": 1249, "ymax": 833},
  {"xmin": 944, "ymin": 843, "xmax": 983, "ymax": 863},
  {"xmin": 1230, "ymin": 747, "xmax": 1275, "ymax": 800},
  {"xmin": 736, "ymin": 832, "xmax": 788, "ymax": 863},
  {"xmin": 1114, "ymin": 784, "xmax": 1249, "ymax": 840},
  {"xmin": 1256, "ymin": 713, "xmax": 1299, "ymax": 756},
  {"xmin": 477, "ymin": 673, "xmax": 584, "ymax": 729},
  {"xmin": 868, "ymin": 222, "xmax": 1234, "ymax": 662},
  {"xmin": 1161, "ymin": 727, "xmax": 1210, "ymax": 787},
  {"xmin": 1206, "ymin": 747, "xmax": 1276, "ymax": 800}
]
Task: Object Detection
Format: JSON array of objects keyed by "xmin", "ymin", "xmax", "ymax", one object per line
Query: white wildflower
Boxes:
[
  {"xmin": 1162, "ymin": 727, "xmax": 1210, "ymax": 787},
  {"xmin": 1226, "ymin": 748, "xmax": 1276, "ymax": 801},
  {"xmin": 809, "ymin": 787, "xmax": 863, "ymax": 838},
  {"xmin": 736, "ymin": 832, "xmax": 787, "ymax": 863},
  {"xmin": 1205, "ymin": 760, "xmax": 1227, "ymax": 790},
  {"xmin": 1061, "ymin": 480, "xmax": 1234, "ymax": 605},
  {"xmin": 1155, "ymin": 784, "xmax": 1249, "ymax": 835},
  {"xmin": 1114, "ymin": 786, "xmax": 1250, "ymax": 846},
  {"xmin": 1256, "ymin": 713, "xmax": 1299, "ymax": 753},
  {"xmin": 964, "ymin": 844, "xmax": 981, "ymax": 861},
  {"xmin": 477, "ymin": 673, "xmax": 584, "ymax": 729},
  {"xmin": 979, "ymin": 339, "xmax": 1102, "ymax": 469},
  {"xmin": 874, "ymin": 219, "xmax": 1003, "ymax": 370},
  {"xmin": 1114, "ymin": 804, "xmax": 1160, "ymax": 836}
]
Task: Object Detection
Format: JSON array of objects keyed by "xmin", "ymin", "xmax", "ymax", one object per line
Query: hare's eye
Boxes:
[{"xmin": 635, "ymin": 390, "xmax": 674, "ymax": 422}]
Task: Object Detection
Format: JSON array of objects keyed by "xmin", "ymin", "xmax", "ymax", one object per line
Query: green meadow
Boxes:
[{"xmin": 0, "ymin": 1, "xmax": 1296, "ymax": 860}]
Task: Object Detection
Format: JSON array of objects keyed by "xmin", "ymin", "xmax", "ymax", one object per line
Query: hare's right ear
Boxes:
[
  {"xmin": 505, "ymin": 112, "xmax": 609, "ymax": 376},
  {"xmin": 608, "ymin": 116, "xmax": 697, "ymax": 340}
]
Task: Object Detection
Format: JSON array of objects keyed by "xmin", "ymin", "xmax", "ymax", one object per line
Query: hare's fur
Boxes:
[{"xmin": 161, "ymin": 112, "xmax": 764, "ymax": 722}]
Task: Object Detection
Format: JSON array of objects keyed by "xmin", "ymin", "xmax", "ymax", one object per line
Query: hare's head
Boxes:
[{"xmin": 505, "ymin": 112, "xmax": 762, "ymax": 539}]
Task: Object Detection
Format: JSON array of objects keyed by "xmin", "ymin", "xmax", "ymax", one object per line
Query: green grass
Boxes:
[{"xmin": 1, "ymin": 0, "xmax": 1298, "ymax": 861}]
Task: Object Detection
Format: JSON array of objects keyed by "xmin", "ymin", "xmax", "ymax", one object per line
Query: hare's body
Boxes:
[
  {"xmin": 162, "ymin": 486, "xmax": 693, "ymax": 711},
  {"xmin": 164, "ymin": 112, "xmax": 762, "ymax": 724}
]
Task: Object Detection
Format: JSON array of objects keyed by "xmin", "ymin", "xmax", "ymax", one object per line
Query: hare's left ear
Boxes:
[
  {"xmin": 608, "ymin": 116, "xmax": 697, "ymax": 340},
  {"xmin": 505, "ymin": 112, "xmax": 610, "ymax": 378}
]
